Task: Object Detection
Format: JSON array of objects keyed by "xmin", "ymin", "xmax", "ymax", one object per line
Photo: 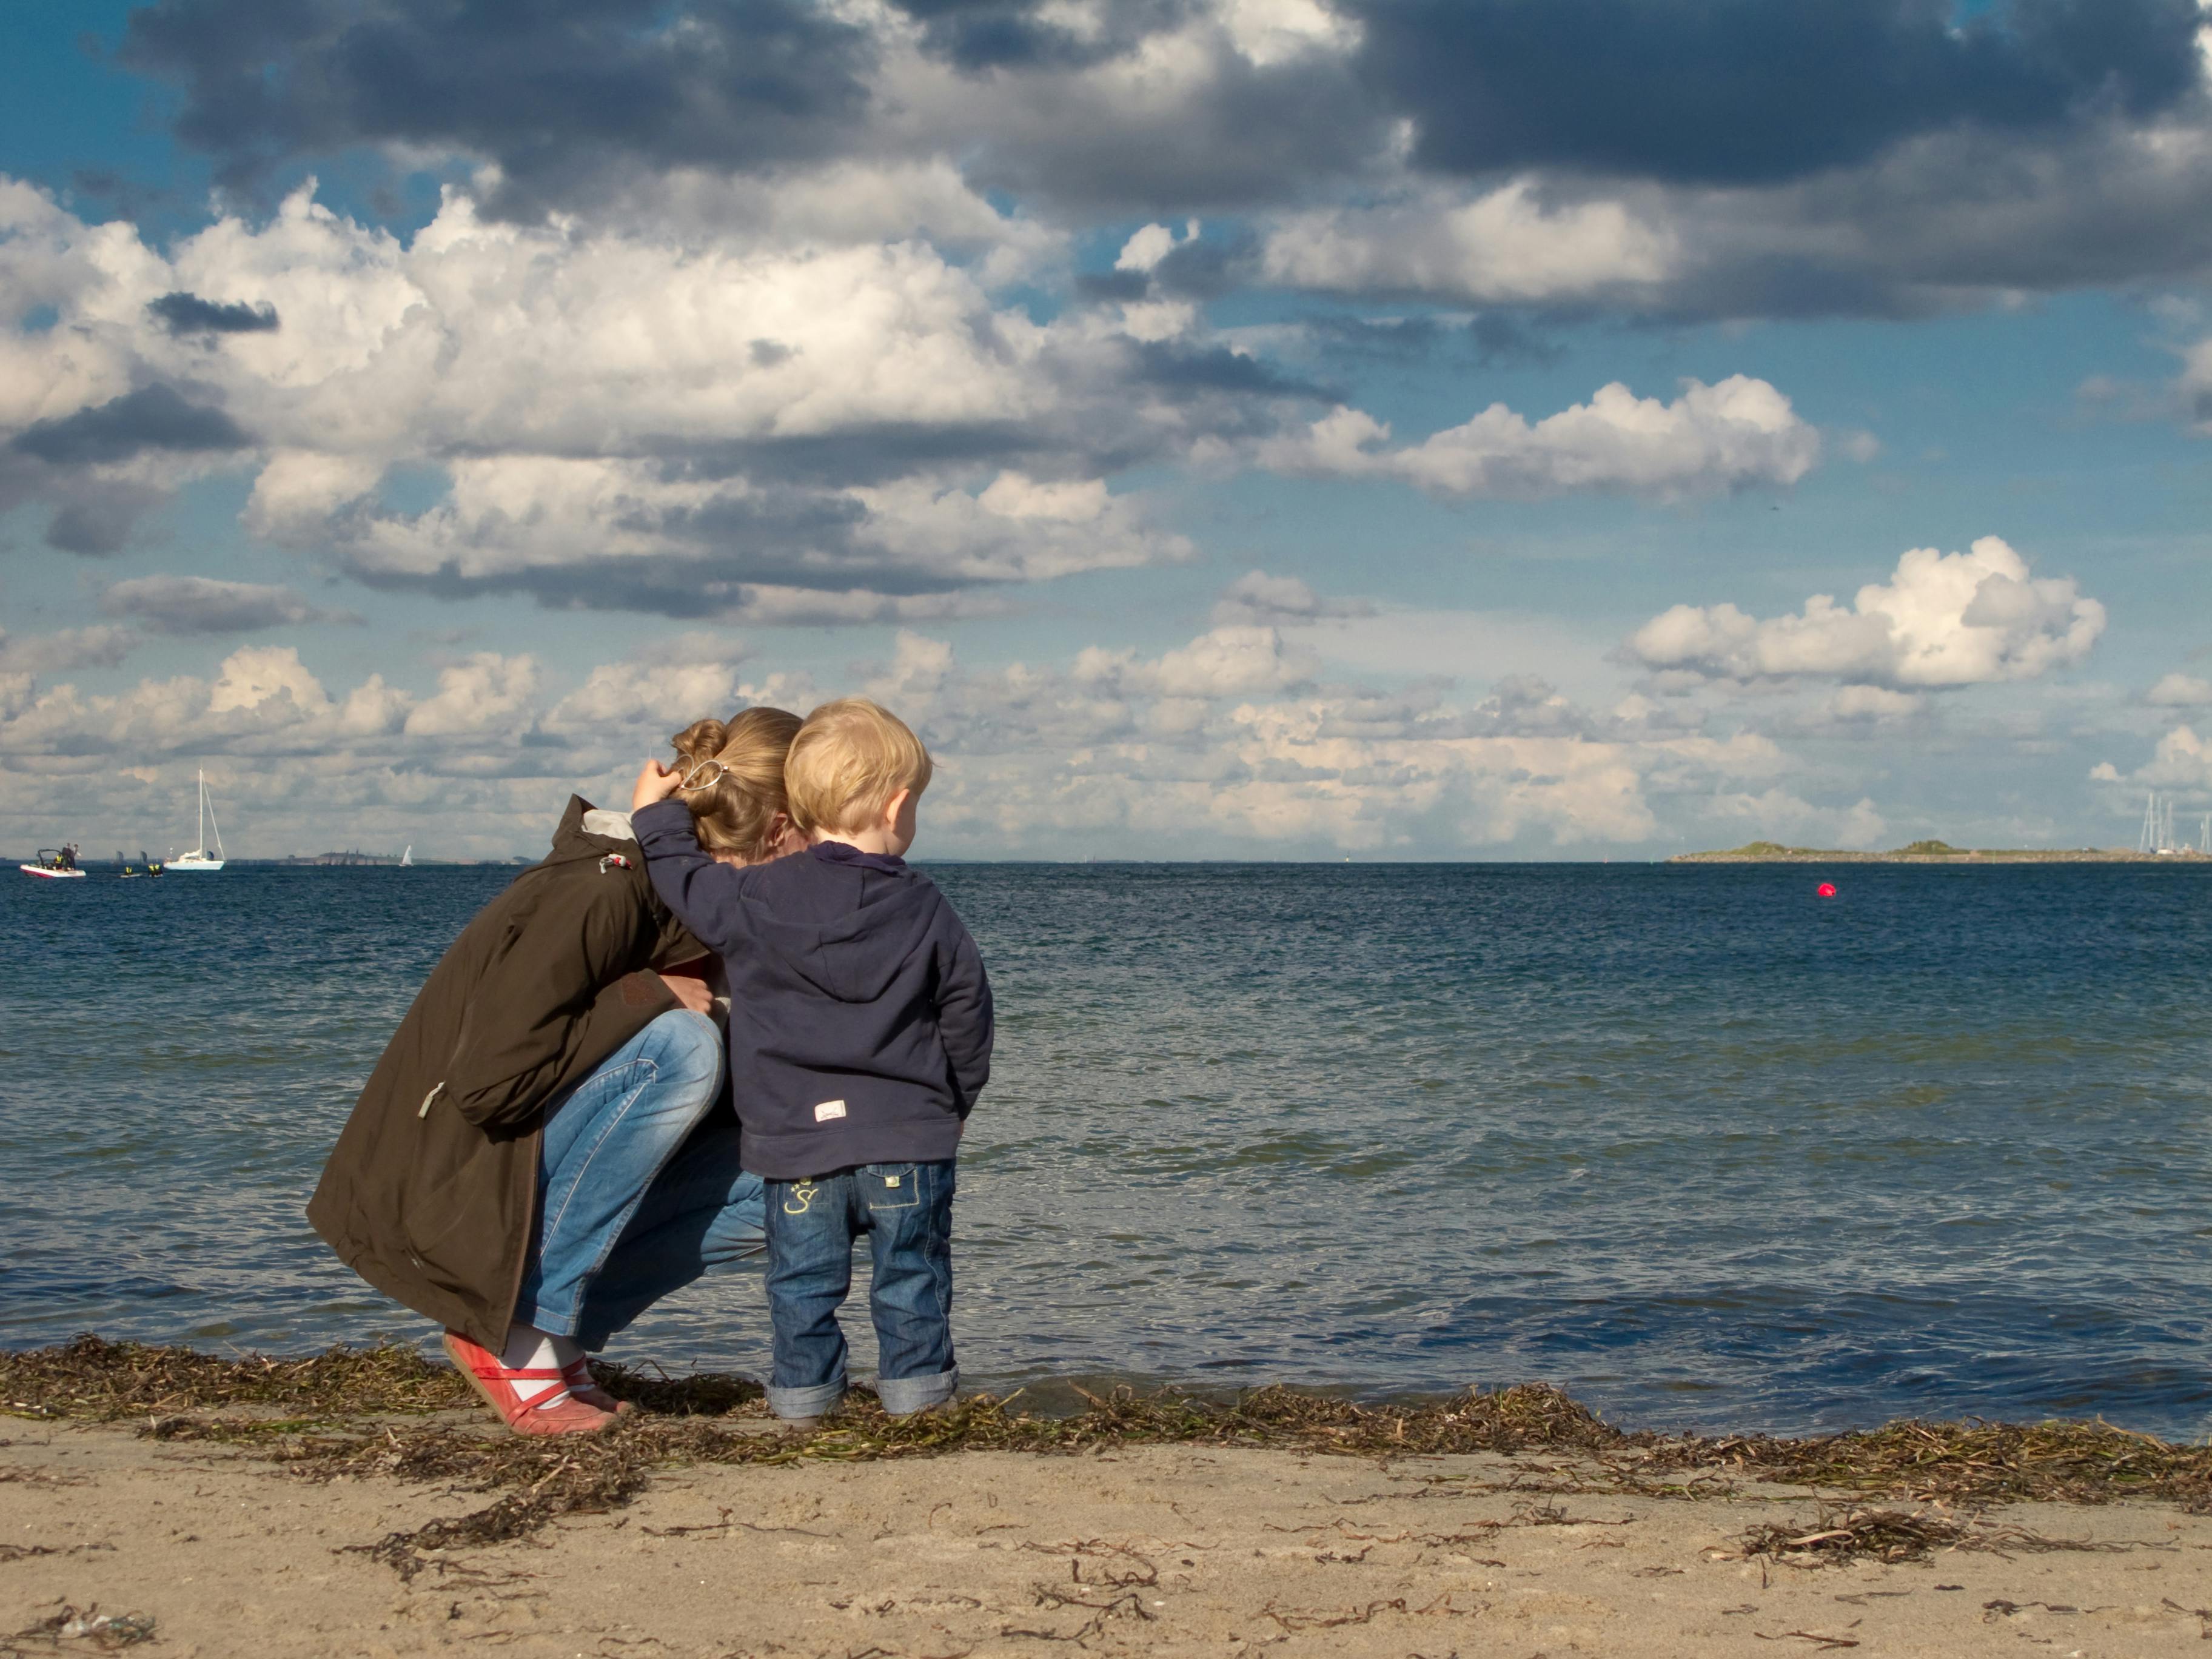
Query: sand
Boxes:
[{"xmin": 2, "ymin": 1415, "xmax": 2207, "ymax": 1658}]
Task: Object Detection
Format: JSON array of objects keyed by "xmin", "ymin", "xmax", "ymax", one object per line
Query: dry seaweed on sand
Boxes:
[
  {"xmin": 7, "ymin": 1335, "xmax": 2211, "ymax": 1578},
  {"xmin": 1728, "ymin": 1504, "xmax": 2173, "ymax": 1568},
  {"xmin": 581, "ymin": 1356, "xmax": 763, "ymax": 1416},
  {"xmin": 1, "ymin": 1604, "xmax": 156, "ymax": 1655},
  {"xmin": 1644, "ymin": 1417, "xmax": 2212, "ymax": 1511},
  {"xmin": 0, "ymin": 1334, "xmax": 469, "ymax": 1423},
  {"xmin": 1731, "ymin": 1507, "xmax": 1976, "ymax": 1566}
]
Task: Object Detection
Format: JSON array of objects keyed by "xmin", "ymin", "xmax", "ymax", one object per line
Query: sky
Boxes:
[{"xmin": 2, "ymin": 0, "xmax": 2210, "ymax": 861}]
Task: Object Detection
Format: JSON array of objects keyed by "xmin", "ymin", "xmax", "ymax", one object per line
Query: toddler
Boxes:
[{"xmin": 631, "ymin": 697, "xmax": 992, "ymax": 1424}]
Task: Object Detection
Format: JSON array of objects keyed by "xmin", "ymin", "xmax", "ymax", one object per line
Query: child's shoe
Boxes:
[{"xmin": 442, "ymin": 1332, "xmax": 617, "ymax": 1436}]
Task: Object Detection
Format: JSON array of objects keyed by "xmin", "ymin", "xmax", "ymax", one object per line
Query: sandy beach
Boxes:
[{"xmin": 4, "ymin": 1393, "xmax": 2209, "ymax": 1658}]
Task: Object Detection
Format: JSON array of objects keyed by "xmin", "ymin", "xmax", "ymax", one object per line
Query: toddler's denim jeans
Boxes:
[{"xmin": 763, "ymin": 1161, "xmax": 957, "ymax": 1421}]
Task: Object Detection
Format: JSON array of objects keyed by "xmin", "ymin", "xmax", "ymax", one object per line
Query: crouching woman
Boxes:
[{"xmin": 307, "ymin": 708, "xmax": 802, "ymax": 1435}]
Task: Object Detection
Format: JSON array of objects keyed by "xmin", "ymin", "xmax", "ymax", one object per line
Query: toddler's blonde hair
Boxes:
[
  {"xmin": 784, "ymin": 697, "xmax": 933, "ymax": 836},
  {"xmin": 669, "ymin": 705, "xmax": 803, "ymax": 860}
]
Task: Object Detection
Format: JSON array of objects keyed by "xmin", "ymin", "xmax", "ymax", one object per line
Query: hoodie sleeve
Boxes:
[
  {"xmin": 446, "ymin": 880, "xmax": 671, "ymax": 1129},
  {"xmin": 634, "ymin": 798, "xmax": 767, "ymax": 957},
  {"xmin": 935, "ymin": 905, "xmax": 994, "ymax": 1116}
]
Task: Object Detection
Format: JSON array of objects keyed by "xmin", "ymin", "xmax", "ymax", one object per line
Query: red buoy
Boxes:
[{"xmin": 1816, "ymin": 882, "xmax": 1837, "ymax": 898}]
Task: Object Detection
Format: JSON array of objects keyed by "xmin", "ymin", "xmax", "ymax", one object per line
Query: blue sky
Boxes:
[{"xmin": 3, "ymin": 0, "xmax": 2209, "ymax": 859}]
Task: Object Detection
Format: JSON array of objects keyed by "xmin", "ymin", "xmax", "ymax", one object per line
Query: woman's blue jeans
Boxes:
[
  {"xmin": 763, "ymin": 1161, "xmax": 958, "ymax": 1420},
  {"xmin": 509, "ymin": 1010, "xmax": 766, "ymax": 1350}
]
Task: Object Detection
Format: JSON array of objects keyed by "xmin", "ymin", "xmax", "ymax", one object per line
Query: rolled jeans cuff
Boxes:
[
  {"xmin": 876, "ymin": 1366, "xmax": 959, "ymax": 1417},
  {"xmin": 767, "ymin": 1375, "xmax": 848, "ymax": 1421}
]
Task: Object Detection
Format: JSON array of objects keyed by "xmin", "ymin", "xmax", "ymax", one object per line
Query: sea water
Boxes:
[{"xmin": 2, "ymin": 860, "xmax": 2207, "ymax": 1438}]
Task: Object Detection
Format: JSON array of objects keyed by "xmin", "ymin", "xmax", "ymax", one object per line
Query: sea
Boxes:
[{"xmin": 3, "ymin": 859, "xmax": 2208, "ymax": 1439}]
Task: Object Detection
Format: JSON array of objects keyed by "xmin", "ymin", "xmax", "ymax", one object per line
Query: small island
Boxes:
[{"xmin": 1672, "ymin": 839, "xmax": 2210, "ymax": 863}]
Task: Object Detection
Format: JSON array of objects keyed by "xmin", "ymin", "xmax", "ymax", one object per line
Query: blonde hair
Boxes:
[
  {"xmin": 669, "ymin": 705, "xmax": 803, "ymax": 859},
  {"xmin": 784, "ymin": 697, "xmax": 934, "ymax": 836}
]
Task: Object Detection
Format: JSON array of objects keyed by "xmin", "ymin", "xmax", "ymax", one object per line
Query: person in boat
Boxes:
[{"xmin": 308, "ymin": 708, "xmax": 804, "ymax": 1435}]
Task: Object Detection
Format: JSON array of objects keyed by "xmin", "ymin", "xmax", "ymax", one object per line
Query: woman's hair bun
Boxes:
[
  {"xmin": 665, "ymin": 708, "xmax": 802, "ymax": 861},
  {"xmin": 670, "ymin": 717, "xmax": 730, "ymax": 774}
]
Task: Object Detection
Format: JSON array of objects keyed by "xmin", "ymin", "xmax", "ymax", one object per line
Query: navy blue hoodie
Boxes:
[{"xmin": 634, "ymin": 799, "xmax": 993, "ymax": 1179}]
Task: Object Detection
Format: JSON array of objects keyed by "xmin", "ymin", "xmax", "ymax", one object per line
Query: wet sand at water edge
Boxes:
[{"xmin": 4, "ymin": 1415, "xmax": 2210, "ymax": 1659}]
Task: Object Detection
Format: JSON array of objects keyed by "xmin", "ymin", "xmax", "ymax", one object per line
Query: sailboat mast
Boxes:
[{"xmin": 198, "ymin": 769, "xmax": 206, "ymax": 853}]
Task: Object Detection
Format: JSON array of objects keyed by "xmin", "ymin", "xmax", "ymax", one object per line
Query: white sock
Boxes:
[
  {"xmin": 499, "ymin": 1324, "xmax": 568, "ymax": 1408},
  {"xmin": 549, "ymin": 1335, "xmax": 585, "ymax": 1370}
]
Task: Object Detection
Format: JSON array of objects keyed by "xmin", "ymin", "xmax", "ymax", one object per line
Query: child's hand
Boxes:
[{"xmin": 631, "ymin": 757, "xmax": 685, "ymax": 811}]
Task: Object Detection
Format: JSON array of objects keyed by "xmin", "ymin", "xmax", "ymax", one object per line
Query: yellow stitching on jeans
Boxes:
[{"xmin": 783, "ymin": 1180, "xmax": 820, "ymax": 1216}]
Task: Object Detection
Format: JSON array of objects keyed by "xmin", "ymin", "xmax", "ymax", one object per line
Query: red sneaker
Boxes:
[
  {"xmin": 561, "ymin": 1356, "xmax": 634, "ymax": 1416},
  {"xmin": 441, "ymin": 1332, "xmax": 617, "ymax": 1436}
]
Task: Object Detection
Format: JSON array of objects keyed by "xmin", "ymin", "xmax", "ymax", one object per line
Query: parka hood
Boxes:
[{"xmin": 546, "ymin": 795, "xmax": 701, "ymax": 968}]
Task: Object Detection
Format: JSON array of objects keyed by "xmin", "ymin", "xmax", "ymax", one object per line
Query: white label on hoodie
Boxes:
[{"xmin": 814, "ymin": 1099, "xmax": 848, "ymax": 1122}]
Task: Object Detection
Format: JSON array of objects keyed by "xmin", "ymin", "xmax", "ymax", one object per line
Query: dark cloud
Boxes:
[
  {"xmin": 1131, "ymin": 340, "xmax": 1324, "ymax": 398},
  {"xmin": 1467, "ymin": 312, "xmax": 1566, "ymax": 367},
  {"xmin": 1301, "ymin": 311, "xmax": 1565, "ymax": 366},
  {"xmin": 45, "ymin": 488, "xmax": 167, "ymax": 556},
  {"xmin": 1148, "ymin": 226, "xmax": 1260, "ymax": 299},
  {"xmin": 888, "ymin": 0, "xmax": 1191, "ymax": 70},
  {"xmin": 1354, "ymin": 0, "xmax": 2202, "ymax": 187},
  {"xmin": 119, "ymin": 0, "xmax": 876, "ymax": 216},
  {"xmin": 333, "ymin": 486, "xmax": 929, "ymax": 615},
  {"xmin": 148, "ymin": 292, "xmax": 280, "ymax": 335},
  {"xmin": 12, "ymin": 385, "xmax": 250, "ymax": 466},
  {"xmin": 652, "ymin": 423, "xmax": 1050, "ymax": 490},
  {"xmin": 958, "ymin": 49, "xmax": 1385, "ymax": 214},
  {"xmin": 69, "ymin": 169, "xmax": 168, "ymax": 217},
  {"xmin": 1075, "ymin": 269, "xmax": 1152, "ymax": 302},
  {"xmin": 99, "ymin": 575, "xmax": 356, "ymax": 634}
]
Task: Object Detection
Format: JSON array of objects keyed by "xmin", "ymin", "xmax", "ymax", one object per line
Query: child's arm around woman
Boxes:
[{"xmin": 629, "ymin": 757, "xmax": 769, "ymax": 955}]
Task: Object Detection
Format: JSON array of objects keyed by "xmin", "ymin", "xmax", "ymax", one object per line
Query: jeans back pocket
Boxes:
[{"xmin": 863, "ymin": 1164, "xmax": 920, "ymax": 1211}]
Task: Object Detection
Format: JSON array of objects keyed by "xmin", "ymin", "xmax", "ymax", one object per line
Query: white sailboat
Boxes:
[
  {"xmin": 399, "ymin": 845, "xmax": 413, "ymax": 867},
  {"xmin": 170, "ymin": 771, "xmax": 226, "ymax": 872}
]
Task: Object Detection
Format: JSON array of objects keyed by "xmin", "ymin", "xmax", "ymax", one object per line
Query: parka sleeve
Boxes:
[
  {"xmin": 444, "ymin": 883, "xmax": 670, "ymax": 1130},
  {"xmin": 936, "ymin": 910, "xmax": 994, "ymax": 1117}
]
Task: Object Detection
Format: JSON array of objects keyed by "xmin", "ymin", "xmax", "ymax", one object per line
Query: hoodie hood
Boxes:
[{"xmin": 752, "ymin": 863, "xmax": 945, "ymax": 1004}]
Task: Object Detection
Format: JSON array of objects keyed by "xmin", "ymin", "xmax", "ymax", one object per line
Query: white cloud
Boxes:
[
  {"xmin": 1216, "ymin": 0, "xmax": 1360, "ymax": 65},
  {"xmin": 2147, "ymin": 671, "xmax": 2212, "ymax": 706},
  {"xmin": 1258, "ymin": 377, "xmax": 1820, "ymax": 501},
  {"xmin": 2096, "ymin": 725, "xmax": 2212, "ymax": 791},
  {"xmin": 1115, "ymin": 220, "xmax": 1199, "ymax": 273},
  {"xmin": 209, "ymin": 645, "xmax": 330, "ymax": 716},
  {"xmin": 1262, "ymin": 181, "xmax": 1680, "ymax": 305},
  {"xmin": 403, "ymin": 653, "xmax": 540, "ymax": 739},
  {"xmin": 0, "ymin": 179, "xmax": 1212, "ymax": 609},
  {"xmin": 0, "ymin": 626, "xmax": 138, "ymax": 675},
  {"xmin": 1210, "ymin": 569, "xmax": 1373, "ymax": 626},
  {"xmin": 1074, "ymin": 625, "xmax": 1319, "ymax": 699},
  {"xmin": 1627, "ymin": 537, "xmax": 2106, "ymax": 689},
  {"xmin": 1702, "ymin": 789, "xmax": 1888, "ymax": 850},
  {"xmin": 546, "ymin": 659, "xmax": 747, "ymax": 736},
  {"xmin": 0, "ymin": 617, "xmax": 1914, "ymax": 859}
]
